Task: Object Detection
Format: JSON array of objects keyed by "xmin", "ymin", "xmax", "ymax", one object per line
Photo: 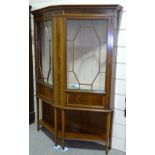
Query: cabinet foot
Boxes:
[
  {"xmin": 105, "ymin": 150, "xmax": 108, "ymax": 155},
  {"xmin": 54, "ymin": 108, "xmax": 58, "ymax": 147},
  {"xmin": 54, "ymin": 145, "xmax": 61, "ymax": 149},
  {"xmin": 61, "ymin": 143, "xmax": 64, "ymax": 150},
  {"xmin": 37, "ymin": 125, "xmax": 40, "ymax": 131},
  {"xmin": 61, "ymin": 147, "xmax": 69, "ymax": 152},
  {"xmin": 61, "ymin": 110, "xmax": 65, "ymax": 151},
  {"xmin": 36, "ymin": 97, "xmax": 40, "ymax": 131}
]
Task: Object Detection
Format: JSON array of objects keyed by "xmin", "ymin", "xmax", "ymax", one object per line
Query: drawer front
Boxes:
[{"xmin": 66, "ymin": 92, "xmax": 107, "ymax": 108}]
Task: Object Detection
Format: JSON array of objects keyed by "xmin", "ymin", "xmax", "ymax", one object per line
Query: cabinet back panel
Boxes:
[{"xmin": 66, "ymin": 111, "xmax": 107, "ymax": 135}]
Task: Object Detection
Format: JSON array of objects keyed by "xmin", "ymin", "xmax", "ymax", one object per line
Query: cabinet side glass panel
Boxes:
[
  {"xmin": 67, "ymin": 19, "xmax": 108, "ymax": 93},
  {"xmin": 39, "ymin": 20, "xmax": 53, "ymax": 85}
]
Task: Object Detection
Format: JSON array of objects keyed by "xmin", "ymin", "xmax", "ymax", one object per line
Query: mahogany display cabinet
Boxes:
[{"xmin": 32, "ymin": 5, "xmax": 122, "ymax": 154}]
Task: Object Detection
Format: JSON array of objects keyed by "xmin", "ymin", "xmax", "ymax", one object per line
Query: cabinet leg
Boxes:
[
  {"xmin": 61, "ymin": 109, "xmax": 65, "ymax": 150},
  {"xmin": 54, "ymin": 108, "xmax": 58, "ymax": 146},
  {"xmin": 108, "ymin": 111, "xmax": 113, "ymax": 150},
  {"xmin": 105, "ymin": 147, "xmax": 109, "ymax": 155},
  {"xmin": 36, "ymin": 97, "xmax": 39, "ymax": 131},
  {"xmin": 105, "ymin": 112, "xmax": 111, "ymax": 155},
  {"xmin": 41, "ymin": 99, "xmax": 44, "ymax": 120}
]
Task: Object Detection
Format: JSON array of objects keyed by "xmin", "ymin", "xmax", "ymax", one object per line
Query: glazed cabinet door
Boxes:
[
  {"xmin": 34, "ymin": 19, "xmax": 54, "ymax": 104},
  {"xmin": 60, "ymin": 16, "xmax": 114, "ymax": 110}
]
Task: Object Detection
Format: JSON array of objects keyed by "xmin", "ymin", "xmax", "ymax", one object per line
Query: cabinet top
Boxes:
[{"xmin": 31, "ymin": 4, "xmax": 122, "ymax": 16}]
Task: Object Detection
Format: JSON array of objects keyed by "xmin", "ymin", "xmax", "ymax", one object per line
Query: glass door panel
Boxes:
[
  {"xmin": 39, "ymin": 20, "xmax": 53, "ymax": 85},
  {"xmin": 67, "ymin": 19, "xmax": 108, "ymax": 92}
]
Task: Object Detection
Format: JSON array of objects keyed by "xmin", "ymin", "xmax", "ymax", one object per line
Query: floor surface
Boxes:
[{"xmin": 29, "ymin": 124, "xmax": 126, "ymax": 155}]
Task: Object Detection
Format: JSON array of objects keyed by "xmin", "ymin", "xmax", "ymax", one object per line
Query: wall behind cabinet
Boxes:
[{"xmin": 30, "ymin": 0, "xmax": 126, "ymax": 152}]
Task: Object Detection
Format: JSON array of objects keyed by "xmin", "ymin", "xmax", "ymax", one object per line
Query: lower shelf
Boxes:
[
  {"xmin": 39, "ymin": 120, "xmax": 54, "ymax": 133},
  {"xmin": 65, "ymin": 132, "xmax": 106, "ymax": 143},
  {"xmin": 39, "ymin": 119, "xmax": 106, "ymax": 144}
]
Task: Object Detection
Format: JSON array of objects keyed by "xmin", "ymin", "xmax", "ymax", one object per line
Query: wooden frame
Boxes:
[{"xmin": 32, "ymin": 5, "xmax": 122, "ymax": 155}]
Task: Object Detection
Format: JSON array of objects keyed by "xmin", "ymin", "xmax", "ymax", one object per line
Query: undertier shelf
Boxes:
[
  {"xmin": 65, "ymin": 132, "xmax": 106, "ymax": 143},
  {"xmin": 39, "ymin": 120, "xmax": 54, "ymax": 133},
  {"xmin": 39, "ymin": 119, "xmax": 107, "ymax": 143}
]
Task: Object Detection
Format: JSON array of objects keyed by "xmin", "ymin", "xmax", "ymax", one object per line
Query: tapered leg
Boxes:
[
  {"xmin": 41, "ymin": 99, "xmax": 44, "ymax": 120},
  {"xmin": 36, "ymin": 97, "xmax": 39, "ymax": 131},
  {"xmin": 105, "ymin": 112, "xmax": 111, "ymax": 155},
  {"xmin": 54, "ymin": 108, "xmax": 58, "ymax": 146},
  {"xmin": 61, "ymin": 109, "xmax": 65, "ymax": 150},
  {"xmin": 108, "ymin": 111, "xmax": 113, "ymax": 150}
]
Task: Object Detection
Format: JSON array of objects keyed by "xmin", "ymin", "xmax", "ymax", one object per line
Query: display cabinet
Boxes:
[{"xmin": 32, "ymin": 5, "xmax": 122, "ymax": 154}]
